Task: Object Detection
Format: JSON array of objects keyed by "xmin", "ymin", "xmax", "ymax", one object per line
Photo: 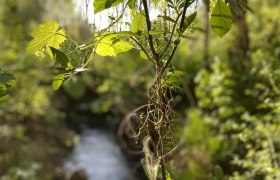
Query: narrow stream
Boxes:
[{"xmin": 63, "ymin": 127, "xmax": 132, "ymax": 180}]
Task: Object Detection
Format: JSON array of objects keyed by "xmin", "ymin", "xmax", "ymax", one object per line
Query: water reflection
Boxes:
[{"xmin": 64, "ymin": 127, "xmax": 130, "ymax": 180}]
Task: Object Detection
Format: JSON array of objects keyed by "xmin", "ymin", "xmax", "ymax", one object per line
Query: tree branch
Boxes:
[
  {"xmin": 160, "ymin": 42, "xmax": 178, "ymax": 75},
  {"xmin": 160, "ymin": 0, "xmax": 196, "ymax": 75},
  {"xmin": 142, "ymin": 0, "xmax": 159, "ymax": 63},
  {"xmin": 160, "ymin": 12, "xmax": 182, "ymax": 59}
]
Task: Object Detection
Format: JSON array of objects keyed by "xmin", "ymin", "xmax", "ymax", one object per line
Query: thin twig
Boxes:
[
  {"xmin": 160, "ymin": 12, "xmax": 182, "ymax": 59},
  {"xmin": 130, "ymin": 36, "xmax": 152, "ymax": 61},
  {"xmin": 160, "ymin": 0, "xmax": 196, "ymax": 76},
  {"xmin": 160, "ymin": 43, "xmax": 178, "ymax": 75}
]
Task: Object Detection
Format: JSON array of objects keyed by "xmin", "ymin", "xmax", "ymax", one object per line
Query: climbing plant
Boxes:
[{"xmin": 26, "ymin": 0, "xmax": 242, "ymax": 179}]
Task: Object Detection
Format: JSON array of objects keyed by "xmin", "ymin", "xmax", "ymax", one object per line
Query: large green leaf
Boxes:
[
  {"xmin": 94, "ymin": 0, "xmax": 124, "ymax": 13},
  {"xmin": 50, "ymin": 47, "xmax": 73, "ymax": 70},
  {"xmin": 95, "ymin": 34, "xmax": 117, "ymax": 56},
  {"xmin": 210, "ymin": 0, "xmax": 233, "ymax": 37},
  {"xmin": 27, "ymin": 22, "xmax": 66, "ymax": 56},
  {"xmin": 113, "ymin": 40, "xmax": 134, "ymax": 54},
  {"xmin": 181, "ymin": 11, "xmax": 197, "ymax": 33},
  {"xmin": 131, "ymin": 12, "xmax": 145, "ymax": 34},
  {"xmin": 95, "ymin": 34, "xmax": 134, "ymax": 57}
]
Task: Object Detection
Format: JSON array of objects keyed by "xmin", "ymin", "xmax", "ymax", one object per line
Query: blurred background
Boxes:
[{"xmin": 0, "ymin": 0, "xmax": 280, "ymax": 179}]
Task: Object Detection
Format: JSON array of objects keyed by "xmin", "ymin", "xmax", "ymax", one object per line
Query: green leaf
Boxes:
[
  {"xmin": 118, "ymin": 31, "xmax": 138, "ymax": 37},
  {"xmin": 182, "ymin": 11, "xmax": 197, "ymax": 33},
  {"xmin": 227, "ymin": 0, "xmax": 243, "ymax": 15},
  {"xmin": 152, "ymin": 0, "xmax": 159, "ymax": 6},
  {"xmin": 131, "ymin": 12, "xmax": 146, "ymax": 34},
  {"xmin": 140, "ymin": 50, "xmax": 148, "ymax": 60},
  {"xmin": 27, "ymin": 22, "xmax": 66, "ymax": 56},
  {"xmin": 239, "ymin": 1, "xmax": 254, "ymax": 13},
  {"xmin": 52, "ymin": 74, "xmax": 65, "ymax": 90},
  {"xmin": 127, "ymin": 0, "xmax": 135, "ymax": 9},
  {"xmin": 0, "ymin": 71, "xmax": 15, "ymax": 101},
  {"xmin": 165, "ymin": 76, "xmax": 180, "ymax": 84},
  {"xmin": 210, "ymin": 0, "xmax": 233, "ymax": 37},
  {"xmin": 113, "ymin": 40, "xmax": 134, "ymax": 54},
  {"xmin": 0, "ymin": 71, "xmax": 16, "ymax": 87},
  {"xmin": 95, "ymin": 34, "xmax": 118, "ymax": 57},
  {"xmin": 95, "ymin": 34, "xmax": 134, "ymax": 57},
  {"xmin": 149, "ymin": 30, "xmax": 164, "ymax": 35},
  {"xmin": 167, "ymin": 70, "xmax": 185, "ymax": 77},
  {"xmin": 50, "ymin": 47, "xmax": 73, "ymax": 70},
  {"xmin": 214, "ymin": 165, "xmax": 224, "ymax": 180},
  {"xmin": 94, "ymin": 0, "xmax": 124, "ymax": 13},
  {"xmin": 158, "ymin": 15, "xmax": 177, "ymax": 24},
  {"xmin": 0, "ymin": 94, "xmax": 9, "ymax": 102}
]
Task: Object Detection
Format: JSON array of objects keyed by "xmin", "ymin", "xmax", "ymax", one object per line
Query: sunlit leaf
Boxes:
[
  {"xmin": 94, "ymin": 0, "xmax": 124, "ymax": 13},
  {"xmin": 118, "ymin": 31, "xmax": 138, "ymax": 37},
  {"xmin": 131, "ymin": 12, "xmax": 145, "ymax": 34},
  {"xmin": 95, "ymin": 35, "xmax": 117, "ymax": 57},
  {"xmin": 50, "ymin": 47, "xmax": 73, "ymax": 70},
  {"xmin": 27, "ymin": 22, "xmax": 66, "ymax": 56},
  {"xmin": 95, "ymin": 34, "xmax": 134, "ymax": 57},
  {"xmin": 140, "ymin": 50, "xmax": 148, "ymax": 60},
  {"xmin": 113, "ymin": 40, "xmax": 134, "ymax": 54},
  {"xmin": 167, "ymin": 70, "xmax": 185, "ymax": 77},
  {"xmin": 52, "ymin": 74, "xmax": 65, "ymax": 90},
  {"xmin": 210, "ymin": 0, "xmax": 232, "ymax": 37},
  {"xmin": 149, "ymin": 30, "xmax": 164, "ymax": 35},
  {"xmin": 152, "ymin": 0, "xmax": 159, "ymax": 6}
]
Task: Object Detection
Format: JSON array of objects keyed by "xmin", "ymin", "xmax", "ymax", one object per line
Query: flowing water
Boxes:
[{"xmin": 63, "ymin": 127, "xmax": 132, "ymax": 180}]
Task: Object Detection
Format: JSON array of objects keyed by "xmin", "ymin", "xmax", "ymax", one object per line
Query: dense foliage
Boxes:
[{"xmin": 1, "ymin": 0, "xmax": 279, "ymax": 179}]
